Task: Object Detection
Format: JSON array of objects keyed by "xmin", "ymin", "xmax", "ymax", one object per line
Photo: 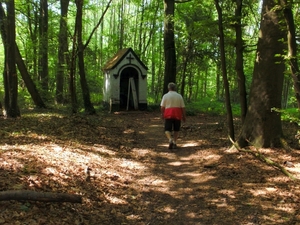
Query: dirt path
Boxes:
[
  {"xmin": 115, "ymin": 112, "xmax": 300, "ymax": 225},
  {"xmin": 0, "ymin": 111, "xmax": 300, "ymax": 224}
]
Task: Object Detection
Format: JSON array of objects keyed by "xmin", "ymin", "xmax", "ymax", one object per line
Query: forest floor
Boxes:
[{"xmin": 1, "ymin": 109, "xmax": 300, "ymax": 225}]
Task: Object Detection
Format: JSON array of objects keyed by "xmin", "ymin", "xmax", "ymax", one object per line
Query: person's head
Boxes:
[{"xmin": 168, "ymin": 82, "xmax": 176, "ymax": 91}]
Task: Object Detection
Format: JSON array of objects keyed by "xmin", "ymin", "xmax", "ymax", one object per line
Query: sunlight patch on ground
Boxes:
[
  {"xmin": 126, "ymin": 214, "xmax": 142, "ymax": 221},
  {"xmin": 167, "ymin": 161, "xmax": 190, "ymax": 166},
  {"xmin": 181, "ymin": 141, "xmax": 200, "ymax": 147},
  {"xmin": 250, "ymin": 189, "xmax": 267, "ymax": 196},
  {"xmin": 209, "ymin": 198, "xmax": 231, "ymax": 208},
  {"xmin": 249, "ymin": 188, "xmax": 279, "ymax": 196},
  {"xmin": 176, "ymin": 172, "xmax": 205, "ymax": 184},
  {"xmin": 104, "ymin": 194, "xmax": 128, "ymax": 204},
  {"xmin": 131, "ymin": 149, "xmax": 151, "ymax": 156},
  {"xmin": 138, "ymin": 177, "xmax": 169, "ymax": 187},
  {"xmin": 120, "ymin": 160, "xmax": 146, "ymax": 170},
  {"xmin": 0, "ymin": 157, "xmax": 24, "ymax": 170},
  {"xmin": 123, "ymin": 129, "xmax": 135, "ymax": 134},
  {"xmin": 149, "ymin": 124, "xmax": 162, "ymax": 128},
  {"xmin": 163, "ymin": 206, "xmax": 177, "ymax": 213},
  {"xmin": 92, "ymin": 145, "xmax": 116, "ymax": 156},
  {"xmin": 218, "ymin": 189, "xmax": 236, "ymax": 199},
  {"xmin": 284, "ymin": 165, "xmax": 300, "ymax": 178},
  {"xmin": 204, "ymin": 154, "xmax": 221, "ymax": 160}
]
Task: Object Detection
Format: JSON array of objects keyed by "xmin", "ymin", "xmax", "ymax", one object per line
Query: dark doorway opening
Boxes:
[{"xmin": 120, "ymin": 67, "xmax": 139, "ymax": 110}]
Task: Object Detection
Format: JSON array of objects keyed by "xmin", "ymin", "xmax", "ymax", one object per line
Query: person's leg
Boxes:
[
  {"xmin": 164, "ymin": 119, "xmax": 173, "ymax": 149},
  {"xmin": 173, "ymin": 131, "xmax": 179, "ymax": 144},
  {"xmin": 172, "ymin": 120, "xmax": 181, "ymax": 148}
]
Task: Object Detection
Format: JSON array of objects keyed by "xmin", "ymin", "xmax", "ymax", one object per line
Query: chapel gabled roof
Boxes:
[{"xmin": 103, "ymin": 48, "xmax": 148, "ymax": 71}]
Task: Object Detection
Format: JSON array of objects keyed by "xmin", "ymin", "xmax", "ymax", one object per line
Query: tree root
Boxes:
[
  {"xmin": 0, "ymin": 190, "xmax": 82, "ymax": 203},
  {"xmin": 230, "ymin": 137, "xmax": 299, "ymax": 181}
]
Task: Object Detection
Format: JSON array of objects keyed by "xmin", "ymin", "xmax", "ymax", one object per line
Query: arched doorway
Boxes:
[{"xmin": 119, "ymin": 67, "xmax": 139, "ymax": 110}]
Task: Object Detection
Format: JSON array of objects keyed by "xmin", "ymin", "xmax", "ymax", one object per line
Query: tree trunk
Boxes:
[
  {"xmin": 180, "ymin": 36, "xmax": 193, "ymax": 98},
  {"xmin": 235, "ymin": 0, "xmax": 247, "ymax": 124},
  {"xmin": 0, "ymin": 3, "xmax": 9, "ymax": 112},
  {"xmin": 282, "ymin": 1, "xmax": 300, "ymax": 109},
  {"xmin": 163, "ymin": 0, "xmax": 176, "ymax": 94},
  {"xmin": 38, "ymin": 0, "xmax": 48, "ymax": 91},
  {"xmin": 56, "ymin": 0, "xmax": 70, "ymax": 104},
  {"xmin": 16, "ymin": 45, "xmax": 46, "ymax": 108},
  {"xmin": 5, "ymin": 1, "xmax": 20, "ymax": 117},
  {"xmin": 118, "ymin": 0, "xmax": 125, "ymax": 50},
  {"xmin": 69, "ymin": 42, "xmax": 77, "ymax": 113},
  {"xmin": 0, "ymin": 3, "xmax": 45, "ymax": 109},
  {"xmin": 75, "ymin": 0, "xmax": 95, "ymax": 115},
  {"xmin": 26, "ymin": 3, "xmax": 38, "ymax": 81},
  {"xmin": 237, "ymin": 0, "xmax": 286, "ymax": 148},
  {"xmin": 215, "ymin": 0, "xmax": 235, "ymax": 140}
]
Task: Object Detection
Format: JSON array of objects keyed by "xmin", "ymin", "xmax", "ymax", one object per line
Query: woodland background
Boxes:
[
  {"xmin": 0, "ymin": 0, "xmax": 300, "ymax": 144},
  {"xmin": 0, "ymin": 0, "xmax": 270, "ymax": 108},
  {"xmin": 1, "ymin": 1, "xmax": 300, "ymax": 224}
]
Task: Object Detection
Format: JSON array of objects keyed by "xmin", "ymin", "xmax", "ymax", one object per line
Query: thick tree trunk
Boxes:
[
  {"xmin": 163, "ymin": 0, "xmax": 176, "ymax": 94},
  {"xmin": 0, "ymin": 3, "xmax": 9, "ymax": 112},
  {"xmin": 237, "ymin": 0, "xmax": 286, "ymax": 148},
  {"xmin": 5, "ymin": 1, "xmax": 20, "ymax": 117}
]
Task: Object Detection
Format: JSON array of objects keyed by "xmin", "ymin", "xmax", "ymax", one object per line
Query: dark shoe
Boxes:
[{"xmin": 168, "ymin": 142, "xmax": 173, "ymax": 149}]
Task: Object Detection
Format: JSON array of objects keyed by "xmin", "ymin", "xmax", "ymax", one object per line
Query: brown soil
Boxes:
[{"xmin": 0, "ymin": 110, "xmax": 300, "ymax": 225}]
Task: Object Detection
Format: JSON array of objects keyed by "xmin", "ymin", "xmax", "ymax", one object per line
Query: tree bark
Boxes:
[
  {"xmin": 5, "ymin": 1, "xmax": 20, "ymax": 117},
  {"xmin": 15, "ymin": 45, "xmax": 46, "ymax": 108},
  {"xmin": 163, "ymin": 0, "xmax": 176, "ymax": 94},
  {"xmin": 215, "ymin": 0, "xmax": 235, "ymax": 140},
  {"xmin": 38, "ymin": 0, "xmax": 49, "ymax": 91},
  {"xmin": 282, "ymin": 1, "xmax": 300, "ymax": 109},
  {"xmin": 75, "ymin": 0, "xmax": 95, "ymax": 115},
  {"xmin": 235, "ymin": 0, "xmax": 247, "ymax": 124},
  {"xmin": 0, "ymin": 190, "xmax": 82, "ymax": 203},
  {"xmin": 180, "ymin": 36, "xmax": 193, "ymax": 98},
  {"xmin": 0, "ymin": 3, "xmax": 45, "ymax": 109},
  {"xmin": 56, "ymin": 0, "xmax": 70, "ymax": 104},
  {"xmin": 237, "ymin": 0, "xmax": 286, "ymax": 148}
]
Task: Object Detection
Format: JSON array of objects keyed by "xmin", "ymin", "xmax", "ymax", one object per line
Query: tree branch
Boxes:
[
  {"xmin": 0, "ymin": 190, "xmax": 82, "ymax": 203},
  {"xmin": 84, "ymin": 0, "xmax": 112, "ymax": 50},
  {"xmin": 230, "ymin": 137, "xmax": 299, "ymax": 181}
]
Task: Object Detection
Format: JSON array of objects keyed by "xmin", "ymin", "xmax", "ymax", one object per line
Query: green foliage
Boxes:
[
  {"xmin": 186, "ymin": 98, "xmax": 226, "ymax": 115},
  {"xmin": 273, "ymin": 107, "xmax": 300, "ymax": 125},
  {"xmin": 18, "ymin": 89, "xmax": 35, "ymax": 108},
  {"xmin": 90, "ymin": 92, "xmax": 102, "ymax": 105},
  {"xmin": 146, "ymin": 104, "xmax": 160, "ymax": 112},
  {"xmin": 183, "ymin": 97, "xmax": 242, "ymax": 117},
  {"xmin": 0, "ymin": 0, "xmax": 297, "ymax": 118}
]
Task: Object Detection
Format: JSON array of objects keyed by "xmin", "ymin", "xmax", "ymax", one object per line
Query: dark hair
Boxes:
[{"xmin": 168, "ymin": 82, "xmax": 176, "ymax": 91}]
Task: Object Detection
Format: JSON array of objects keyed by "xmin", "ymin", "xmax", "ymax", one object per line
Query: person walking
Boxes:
[{"xmin": 160, "ymin": 82, "xmax": 186, "ymax": 149}]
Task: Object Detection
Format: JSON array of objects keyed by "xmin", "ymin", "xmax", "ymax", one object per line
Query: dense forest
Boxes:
[{"xmin": 0, "ymin": 0, "xmax": 300, "ymax": 146}]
